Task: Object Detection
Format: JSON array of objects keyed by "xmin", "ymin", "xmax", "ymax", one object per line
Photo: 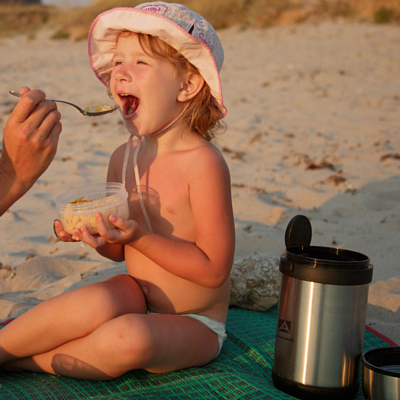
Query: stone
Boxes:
[{"xmin": 230, "ymin": 252, "xmax": 281, "ymax": 311}]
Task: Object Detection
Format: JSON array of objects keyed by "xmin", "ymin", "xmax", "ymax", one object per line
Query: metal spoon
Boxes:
[{"xmin": 9, "ymin": 90, "xmax": 119, "ymax": 117}]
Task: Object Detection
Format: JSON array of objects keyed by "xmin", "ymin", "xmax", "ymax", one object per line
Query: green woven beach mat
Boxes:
[{"xmin": 0, "ymin": 305, "xmax": 394, "ymax": 399}]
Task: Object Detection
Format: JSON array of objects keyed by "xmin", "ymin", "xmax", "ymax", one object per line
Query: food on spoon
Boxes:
[{"xmin": 83, "ymin": 104, "xmax": 115, "ymax": 113}]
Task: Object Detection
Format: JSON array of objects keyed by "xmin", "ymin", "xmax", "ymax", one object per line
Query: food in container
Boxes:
[{"xmin": 55, "ymin": 182, "xmax": 129, "ymax": 235}]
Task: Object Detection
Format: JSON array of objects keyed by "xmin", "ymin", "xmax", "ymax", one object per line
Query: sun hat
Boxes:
[{"xmin": 88, "ymin": 1, "xmax": 226, "ymax": 119}]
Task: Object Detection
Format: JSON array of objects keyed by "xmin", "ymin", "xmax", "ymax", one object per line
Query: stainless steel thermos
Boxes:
[{"xmin": 272, "ymin": 215, "xmax": 373, "ymax": 400}]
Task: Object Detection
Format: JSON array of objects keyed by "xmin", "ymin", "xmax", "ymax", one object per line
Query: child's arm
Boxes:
[
  {"xmin": 95, "ymin": 242, "xmax": 124, "ymax": 262},
  {"xmin": 53, "ymin": 218, "xmax": 125, "ymax": 262},
  {"xmin": 128, "ymin": 149, "xmax": 235, "ymax": 287}
]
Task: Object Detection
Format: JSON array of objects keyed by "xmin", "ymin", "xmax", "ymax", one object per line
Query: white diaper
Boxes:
[{"xmin": 147, "ymin": 311, "xmax": 227, "ymax": 358}]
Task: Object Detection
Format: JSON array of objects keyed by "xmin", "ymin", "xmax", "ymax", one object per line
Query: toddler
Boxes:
[{"xmin": 0, "ymin": 2, "xmax": 235, "ymax": 380}]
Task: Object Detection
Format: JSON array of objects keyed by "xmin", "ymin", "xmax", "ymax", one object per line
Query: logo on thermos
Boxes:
[{"xmin": 278, "ymin": 319, "xmax": 291, "ymax": 334}]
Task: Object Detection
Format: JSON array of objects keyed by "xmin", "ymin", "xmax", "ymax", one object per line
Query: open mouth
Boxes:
[{"xmin": 119, "ymin": 94, "xmax": 139, "ymax": 118}]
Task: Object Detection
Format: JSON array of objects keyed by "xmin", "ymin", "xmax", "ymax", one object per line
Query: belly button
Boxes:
[{"xmin": 142, "ymin": 286, "xmax": 149, "ymax": 292}]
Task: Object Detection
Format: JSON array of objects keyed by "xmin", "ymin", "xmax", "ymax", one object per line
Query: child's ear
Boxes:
[{"xmin": 177, "ymin": 72, "xmax": 204, "ymax": 102}]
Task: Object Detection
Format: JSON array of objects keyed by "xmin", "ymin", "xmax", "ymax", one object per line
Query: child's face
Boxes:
[{"xmin": 110, "ymin": 33, "xmax": 186, "ymax": 137}]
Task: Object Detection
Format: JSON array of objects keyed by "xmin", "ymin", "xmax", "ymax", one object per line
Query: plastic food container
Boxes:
[
  {"xmin": 362, "ymin": 346, "xmax": 400, "ymax": 400},
  {"xmin": 55, "ymin": 182, "xmax": 129, "ymax": 235}
]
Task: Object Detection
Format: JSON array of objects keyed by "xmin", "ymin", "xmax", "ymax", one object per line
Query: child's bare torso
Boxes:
[
  {"xmin": 114, "ymin": 135, "xmax": 231, "ymax": 323},
  {"xmin": 125, "ymin": 248, "xmax": 231, "ymax": 322}
]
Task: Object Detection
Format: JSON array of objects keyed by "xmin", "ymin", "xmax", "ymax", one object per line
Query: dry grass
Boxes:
[
  {"xmin": 0, "ymin": 4, "xmax": 56, "ymax": 38},
  {"xmin": 50, "ymin": 0, "xmax": 144, "ymax": 40},
  {"xmin": 0, "ymin": 0, "xmax": 399, "ymax": 40}
]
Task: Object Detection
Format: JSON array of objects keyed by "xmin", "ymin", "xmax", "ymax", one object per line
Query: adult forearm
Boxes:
[{"xmin": 0, "ymin": 174, "xmax": 30, "ymax": 216}]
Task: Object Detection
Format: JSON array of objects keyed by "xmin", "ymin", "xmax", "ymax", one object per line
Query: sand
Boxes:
[{"xmin": 0, "ymin": 20, "xmax": 399, "ymax": 344}]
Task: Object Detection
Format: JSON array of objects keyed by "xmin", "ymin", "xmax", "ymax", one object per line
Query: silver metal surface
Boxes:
[
  {"xmin": 363, "ymin": 366, "xmax": 400, "ymax": 400},
  {"xmin": 273, "ymin": 275, "xmax": 370, "ymax": 388}
]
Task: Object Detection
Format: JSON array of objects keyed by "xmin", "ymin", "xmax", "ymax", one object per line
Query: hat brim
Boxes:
[{"xmin": 88, "ymin": 8, "xmax": 226, "ymax": 119}]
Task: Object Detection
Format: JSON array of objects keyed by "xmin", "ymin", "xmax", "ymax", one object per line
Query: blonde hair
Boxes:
[{"xmin": 108, "ymin": 31, "xmax": 225, "ymax": 141}]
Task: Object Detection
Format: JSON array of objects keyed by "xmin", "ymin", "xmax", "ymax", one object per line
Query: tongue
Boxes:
[{"xmin": 123, "ymin": 95, "xmax": 138, "ymax": 116}]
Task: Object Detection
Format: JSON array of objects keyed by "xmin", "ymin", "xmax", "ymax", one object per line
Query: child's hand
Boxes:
[
  {"xmin": 53, "ymin": 219, "xmax": 80, "ymax": 242},
  {"xmin": 73, "ymin": 212, "xmax": 141, "ymax": 249}
]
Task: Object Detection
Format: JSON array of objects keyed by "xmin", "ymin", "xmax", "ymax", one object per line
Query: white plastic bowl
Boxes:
[{"xmin": 55, "ymin": 182, "xmax": 129, "ymax": 235}]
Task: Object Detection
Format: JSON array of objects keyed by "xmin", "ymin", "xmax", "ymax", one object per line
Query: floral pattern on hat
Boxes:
[{"xmin": 135, "ymin": 2, "xmax": 224, "ymax": 72}]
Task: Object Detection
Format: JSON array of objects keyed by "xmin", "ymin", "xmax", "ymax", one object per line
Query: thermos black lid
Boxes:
[
  {"xmin": 281, "ymin": 215, "xmax": 373, "ymax": 285},
  {"xmin": 285, "ymin": 214, "xmax": 312, "ymax": 248}
]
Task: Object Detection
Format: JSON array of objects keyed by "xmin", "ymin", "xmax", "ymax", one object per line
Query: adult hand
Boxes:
[{"xmin": 0, "ymin": 87, "xmax": 62, "ymax": 216}]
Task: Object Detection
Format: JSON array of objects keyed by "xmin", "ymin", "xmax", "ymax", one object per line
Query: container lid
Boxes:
[
  {"xmin": 285, "ymin": 214, "xmax": 312, "ymax": 248},
  {"xmin": 280, "ymin": 214, "xmax": 373, "ymax": 285}
]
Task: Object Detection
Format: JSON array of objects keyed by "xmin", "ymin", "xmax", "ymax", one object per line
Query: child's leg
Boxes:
[
  {"xmin": 0, "ymin": 274, "xmax": 146, "ymax": 366},
  {"xmin": 4, "ymin": 313, "xmax": 220, "ymax": 380}
]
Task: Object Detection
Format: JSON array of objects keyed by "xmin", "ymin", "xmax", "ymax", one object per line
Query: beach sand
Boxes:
[{"xmin": 0, "ymin": 20, "xmax": 399, "ymax": 343}]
